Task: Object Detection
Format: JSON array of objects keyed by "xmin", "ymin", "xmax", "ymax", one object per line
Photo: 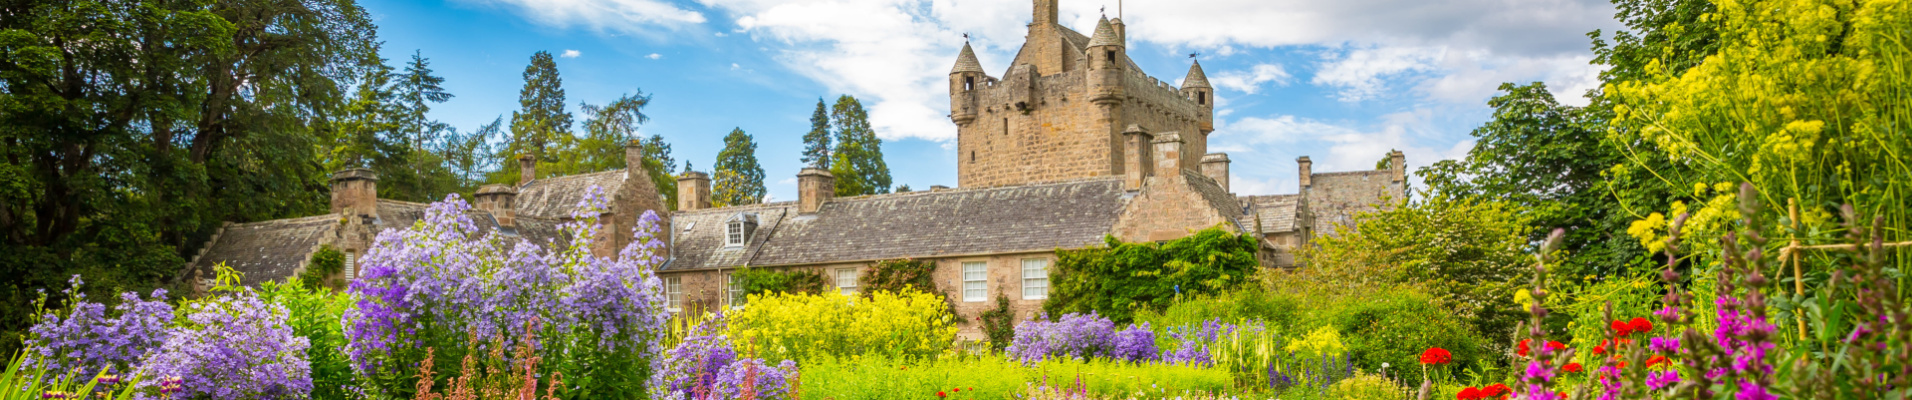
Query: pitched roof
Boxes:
[
  {"xmin": 951, "ymin": 42, "xmax": 985, "ymax": 74},
  {"xmin": 1183, "ymin": 60, "xmax": 1211, "ymax": 89},
  {"xmin": 516, "ymin": 169, "xmax": 627, "ymax": 219},
  {"xmin": 1242, "ymin": 195, "xmax": 1302, "ymax": 233},
  {"xmin": 665, "ymin": 178, "xmax": 1131, "ymax": 270},
  {"xmin": 378, "ymin": 199, "xmax": 568, "ymax": 249},
  {"xmin": 1086, "ymin": 17, "xmax": 1122, "ymax": 48},
  {"xmin": 1181, "ymin": 169, "xmax": 1246, "ymax": 232},
  {"xmin": 187, "ymin": 215, "xmax": 338, "ymax": 287}
]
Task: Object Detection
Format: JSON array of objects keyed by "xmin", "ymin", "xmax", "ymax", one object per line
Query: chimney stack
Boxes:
[
  {"xmin": 1122, "ymin": 124, "xmax": 1153, "ymax": 190},
  {"xmin": 1297, "ymin": 156, "xmax": 1313, "ymax": 189},
  {"xmin": 625, "ymin": 140, "xmax": 646, "ymax": 172},
  {"xmin": 330, "ymin": 169, "xmax": 379, "ymax": 218},
  {"xmin": 1200, "ymin": 153, "xmax": 1231, "ymax": 192},
  {"xmin": 1152, "ymin": 132, "xmax": 1184, "ymax": 180},
  {"xmin": 518, "ymin": 155, "xmax": 537, "ymax": 187},
  {"xmin": 677, "ymin": 171, "xmax": 711, "ymax": 211},
  {"xmin": 797, "ymin": 168, "xmax": 835, "ymax": 214},
  {"xmin": 1388, "ymin": 150, "xmax": 1406, "ymax": 183},
  {"xmin": 474, "ymin": 184, "xmax": 518, "ymax": 228}
]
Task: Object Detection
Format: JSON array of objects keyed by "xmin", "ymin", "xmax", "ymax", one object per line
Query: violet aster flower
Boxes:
[
  {"xmin": 22, "ymin": 278, "xmax": 173, "ymax": 379},
  {"xmin": 134, "ymin": 290, "xmax": 312, "ymax": 399}
]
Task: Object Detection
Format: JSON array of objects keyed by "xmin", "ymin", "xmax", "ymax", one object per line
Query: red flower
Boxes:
[
  {"xmin": 1630, "ymin": 317, "xmax": 1653, "ymax": 334},
  {"xmin": 1612, "ymin": 320, "xmax": 1633, "ymax": 336},
  {"xmin": 953, "ymin": 388, "xmax": 961, "ymax": 393},
  {"xmin": 1546, "ymin": 341, "xmax": 1567, "ymax": 351},
  {"xmin": 1458, "ymin": 387, "xmax": 1483, "ymax": 400},
  {"xmin": 1563, "ymin": 363, "xmax": 1584, "ymax": 373},
  {"xmin": 1517, "ymin": 339, "xmax": 1532, "ymax": 357},
  {"xmin": 1483, "ymin": 383, "xmax": 1510, "ymax": 397},
  {"xmin": 1420, "ymin": 347, "xmax": 1453, "ymax": 365},
  {"xmin": 1646, "ymin": 355, "xmax": 1669, "ymax": 368},
  {"xmin": 936, "ymin": 391, "xmax": 947, "ymax": 398}
]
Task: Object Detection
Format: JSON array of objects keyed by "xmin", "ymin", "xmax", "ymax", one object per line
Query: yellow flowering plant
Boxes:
[{"xmin": 725, "ymin": 289, "xmax": 957, "ymax": 363}]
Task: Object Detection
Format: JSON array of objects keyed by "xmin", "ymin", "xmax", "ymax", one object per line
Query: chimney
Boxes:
[
  {"xmin": 518, "ymin": 155, "xmax": 537, "ymax": 187},
  {"xmin": 330, "ymin": 169, "xmax": 378, "ymax": 218},
  {"xmin": 1389, "ymin": 150, "xmax": 1406, "ymax": 183},
  {"xmin": 1297, "ymin": 156, "xmax": 1313, "ymax": 189},
  {"xmin": 1200, "ymin": 153, "xmax": 1231, "ymax": 192},
  {"xmin": 676, "ymin": 171, "xmax": 711, "ymax": 211},
  {"xmin": 1122, "ymin": 124, "xmax": 1153, "ymax": 190},
  {"xmin": 474, "ymin": 184, "xmax": 518, "ymax": 228},
  {"xmin": 1152, "ymin": 132, "xmax": 1184, "ymax": 180},
  {"xmin": 1112, "ymin": 18, "xmax": 1127, "ymax": 44},
  {"xmin": 797, "ymin": 168, "xmax": 835, "ymax": 214},
  {"xmin": 625, "ymin": 140, "xmax": 646, "ymax": 171}
]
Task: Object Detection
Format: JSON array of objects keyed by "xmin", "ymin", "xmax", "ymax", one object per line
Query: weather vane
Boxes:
[
  {"xmin": 1100, "ymin": 6, "xmax": 1106, "ymax": 16},
  {"xmin": 1189, "ymin": 52, "xmax": 1200, "ymax": 59},
  {"xmin": 963, "ymin": 33, "xmax": 970, "ymax": 40}
]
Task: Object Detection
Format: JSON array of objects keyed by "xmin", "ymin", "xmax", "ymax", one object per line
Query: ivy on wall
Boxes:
[{"xmin": 1043, "ymin": 227, "xmax": 1260, "ymax": 323}]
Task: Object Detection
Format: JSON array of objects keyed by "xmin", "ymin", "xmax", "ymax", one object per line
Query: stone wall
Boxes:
[
  {"xmin": 1306, "ymin": 170, "xmax": 1405, "ymax": 236},
  {"xmin": 1110, "ymin": 172, "xmax": 1239, "ymax": 242}
]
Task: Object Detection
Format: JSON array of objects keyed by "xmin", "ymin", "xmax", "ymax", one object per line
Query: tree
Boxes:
[
  {"xmin": 569, "ymin": 92, "xmax": 652, "ymax": 173},
  {"xmin": 502, "ymin": 51, "xmax": 572, "ymax": 183},
  {"xmin": 396, "ymin": 50, "xmax": 454, "ymax": 148},
  {"xmin": 800, "ymin": 98, "xmax": 831, "ymax": 168},
  {"xmin": 639, "ymin": 134, "xmax": 679, "ymax": 210},
  {"xmin": 828, "ymin": 96, "xmax": 891, "ymax": 196},
  {"xmin": 441, "ymin": 118, "xmax": 502, "ymax": 191},
  {"xmin": 712, "ymin": 128, "xmax": 765, "ymax": 206}
]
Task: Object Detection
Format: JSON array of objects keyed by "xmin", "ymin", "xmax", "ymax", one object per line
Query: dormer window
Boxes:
[{"xmin": 726, "ymin": 213, "xmax": 758, "ymax": 247}]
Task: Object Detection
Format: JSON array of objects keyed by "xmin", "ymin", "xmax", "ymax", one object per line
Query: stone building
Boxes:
[{"xmin": 183, "ymin": 0, "xmax": 1405, "ymax": 340}]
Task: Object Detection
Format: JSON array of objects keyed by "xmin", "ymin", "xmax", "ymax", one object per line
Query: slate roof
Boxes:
[
  {"xmin": 1086, "ymin": 17, "xmax": 1121, "ymax": 48},
  {"xmin": 1183, "ymin": 60, "xmax": 1211, "ymax": 89},
  {"xmin": 378, "ymin": 199, "xmax": 568, "ymax": 248},
  {"xmin": 517, "ymin": 169, "xmax": 627, "ymax": 219},
  {"xmin": 1181, "ymin": 169, "xmax": 1246, "ymax": 232},
  {"xmin": 952, "ymin": 42, "xmax": 985, "ymax": 74},
  {"xmin": 665, "ymin": 178, "xmax": 1131, "ymax": 271},
  {"xmin": 187, "ymin": 215, "xmax": 338, "ymax": 287},
  {"xmin": 1242, "ymin": 195, "xmax": 1302, "ymax": 233}
]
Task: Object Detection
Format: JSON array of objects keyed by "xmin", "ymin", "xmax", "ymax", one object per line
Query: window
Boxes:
[
  {"xmin": 1003, "ymin": 118, "xmax": 1009, "ymax": 135},
  {"xmin": 836, "ymin": 268, "xmax": 859, "ymax": 295},
  {"xmin": 1198, "ymin": 92, "xmax": 1207, "ymax": 105},
  {"xmin": 1105, "ymin": 50, "xmax": 1116, "ymax": 63},
  {"xmin": 344, "ymin": 251, "xmax": 357, "ymax": 281},
  {"xmin": 963, "ymin": 262, "xmax": 988, "ymax": 302},
  {"xmin": 1022, "ymin": 258, "xmax": 1049, "ymax": 300},
  {"xmin": 726, "ymin": 214, "xmax": 757, "ymax": 247},
  {"xmin": 964, "ymin": 77, "xmax": 974, "ymax": 91},
  {"xmin": 725, "ymin": 273, "xmax": 745, "ymax": 307},
  {"xmin": 970, "ymin": 151, "xmax": 975, "ymax": 163},
  {"xmin": 665, "ymin": 276, "xmax": 684, "ymax": 312}
]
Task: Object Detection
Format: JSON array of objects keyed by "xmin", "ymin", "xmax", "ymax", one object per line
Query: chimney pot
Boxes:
[
  {"xmin": 676, "ymin": 171, "xmax": 711, "ymax": 211},
  {"xmin": 798, "ymin": 168, "xmax": 835, "ymax": 214},
  {"xmin": 625, "ymin": 140, "xmax": 645, "ymax": 171},
  {"xmin": 329, "ymin": 169, "xmax": 379, "ymax": 218},
  {"xmin": 1200, "ymin": 153, "xmax": 1231, "ymax": 192},
  {"xmin": 1297, "ymin": 156, "xmax": 1314, "ymax": 189}
]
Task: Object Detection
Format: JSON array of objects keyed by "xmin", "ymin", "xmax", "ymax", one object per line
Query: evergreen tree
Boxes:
[
  {"xmin": 396, "ymin": 50, "xmax": 454, "ymax": 148},
  {"xmin": 571, "ymin": 92, "xmax": 652, "ymax": 173},
  {"xmin": 828, "ymin": 95, "xmax": 892, "ymax": 196},
  {"xmin": 800, "ymin": 98, "xmax": 832, "ymax": 168},
  {"xmin": 640, "ymin": 134, "xmax": 680, "ymax": 210},
  {"xmin": 442, "ymin": 118, "xmax": 503, "ymax": 191},
  {"xmin": 712, "ymin": 128, "xmax": 766, "ymax": 206},
  {"xmin": 503, "ymin": 51, "xmax": 573, "ymax": 183}
]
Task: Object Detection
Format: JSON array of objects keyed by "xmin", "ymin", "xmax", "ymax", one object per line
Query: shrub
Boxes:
[
  {"xmin": 1330, "ymin": 289, "xmax": 1485, "ymax": 382},
  {"xmin": 978, "ymin": 295, "xmax": 1016, "ymax": 353},
  {"xmin": 800, "ymin": 355, "xmax": 1238, "ymax": 400},
  {"xmin": 733, "ymin": 268, "xmax": 825, "ymax": 297},
  {"xmin": 343, "ymin": 189, "xmax": 671, "ymax": 399},
  {"xmin": 1046, "ymin": 227, "xmax": 1261, "ymax": 323},
  {"xmin": 137, "ymin": 286, "xmax": 312, "ymax": 399},
  {"xmin": 297, "ymin": 246, "xmax": 344, "ymax": 291},
  {"xmin": 725, "ymin": 289, "xmax": 954, "ymax": 363},
  {"xmin": 1328, "ymin": 373, "xmax": 1408, "ymax": 400},
  {"xmin": 1134, "ymin": 289, "xmax": 1300, "ymax": 336},
  {"xmin": 22, "ymin": 275, "xmax": 171, "ymax": 378},
  {"xmin": 255, "ymin": 277, "xmax": 353, "ymax": 400},
  {"xmin": 858, "ymin": 258, "xmax": 936, "ymax": 295},
  {"xmin": 650, "ymin": 314, "xmax": 798, "ymax": 400}
]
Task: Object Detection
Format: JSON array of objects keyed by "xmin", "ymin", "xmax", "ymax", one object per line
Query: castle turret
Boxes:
[
  {"xmin": 1086, "ymin": 16, "xmax": 1127, "ymax": 176},
  {"xmin": 949, "ymin": 42, "xmax": 985, "ymax": 127},
  {"xmin": 1182, "ymin": 60, "xmax": 1215, "ymax": 134}
]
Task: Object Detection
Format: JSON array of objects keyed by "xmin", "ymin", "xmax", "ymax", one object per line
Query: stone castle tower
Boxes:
[{"xmin": 949, "ymin": 0, "xmax": 1215, "ymax": 188}]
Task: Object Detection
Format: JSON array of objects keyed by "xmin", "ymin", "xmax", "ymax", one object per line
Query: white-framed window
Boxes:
[
  {"xmin": 725, "ymin": 214, "xmax": 758, "ymax": 247},
  {"xmin": 836, "ymin": 268, "xmax": 859, "ymax": 295},
  {"xmin": 665, "ymin": 276, "xmax": 684, "ymax": 312},
  {"xmin": 343, "ymin": 251, "xmax": 357, "ymax": 281},
  {"xmin": 726, "ymin": 273, "xmax": 746, "ymax": 307},
  {"xmin": 1022, "ymin": 258, "xmax": 1049, "ymax": 300},
  {"xmin": 963, "ymin": 261, "xmax": 988, "ymax": 302}
]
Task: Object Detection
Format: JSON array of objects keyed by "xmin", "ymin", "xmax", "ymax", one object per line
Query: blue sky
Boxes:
[{"xmin": 363, "ymin": 0, "xmax": 1621, "ymax": 201}]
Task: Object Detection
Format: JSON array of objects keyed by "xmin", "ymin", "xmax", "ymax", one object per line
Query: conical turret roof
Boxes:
[
  {"xmin": 951, "ymin": 42, "xmax": 984, "ymax": 75},
  {"xmin": 1086, "ymin": 17, "xmax": 1122, "ymax": 48},
  {"xmin": 1183, "ymin": 59, "xmax": 1211, "ymax": 89}
]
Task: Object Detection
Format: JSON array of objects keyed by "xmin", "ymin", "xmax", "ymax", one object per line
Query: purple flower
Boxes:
[
  {"xmin": 1649, "ymin": 337, "xmax": 1681, "ymax": 353},
  {"xmin": 134, "ymin": 290, "xmax": 312, "ymax": 399},
  {"xmin": 23, "ymin": 278, "xmax": 172, "ymax": 379},
  {"xmin": 1646, "ymin": 370, "xmax": 1681, "ymax": 390},
  {"xmin": 1734, "ymin": 380, "xmax": 1778, "ymax": 400},
  {"xmin": 1109, "ymin": 323, "xmax": 1159, "ymax": 363}
]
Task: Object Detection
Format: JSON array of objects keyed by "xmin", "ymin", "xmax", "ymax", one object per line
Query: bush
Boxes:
[
  {"xmin": 1134, "ymin": 289, "xmax": 1300, "ymax": 336},
  {"xmin": 297, "ymin": 246, "xmax": 344, "ymax": 291},
  {"xmin": 1328, "ymin": 373, "xmax": 1409, "ymax": 400},
  {"xmin": 800, "ymin": 355, "xmax": 1239, "ymax": 400},
  {"xmin": 1046, "ymin": 227, "xmax": 1261, "ymax": 323},
  {"xmin": 1329, "ymin": 290, "xmax": 1485, "ymax": 382},
  {"xmin": 255, "ymin": 277, "xmax": 353, "ymax": 400},
  {"xmin": 1006, "ymin": 312, "xmax": 1158, "ymax": 364},
  {"xmin": 858, "ymin": 258, "xmax": 936, "ymax": 295},
  {"xmin": 138, "ymin": 283, "xmax": 311, "ymax": 398},
  {"xmin": 733, "ymin": 268, "xmax": 826, "ymax": 297},
  {"xmin": 725, "ymin": 289, "xmax": 955, "ymax": 363},
  {"xmin": 650, "ymin": 314, "xmax": 799, "ymax": 400}
]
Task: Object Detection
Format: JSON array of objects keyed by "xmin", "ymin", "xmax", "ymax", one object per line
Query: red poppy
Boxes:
[
  {"xmin": 1563, "ymin": 362, "xmax": 1584, "ymax": 373},
  {"xmin": 1630, "ymin": 317, "xmax": 1653, "ymax": 334},
  {"xmin": 1593, "ymin": 339, "xmax": 1608, "ymax": 355},
  {"xmin": 936, "ymin": 391, "xmax": 947, "ymax": 398},
  {"xmin": 1517, "ymin": 339, "xmax": 1532, "ymax": 357},
  {"xmin": 1612, "ymin": 320, "xmax": 1633, "ymax": 336},
  {"xmin": 1421, "ymin": 347, "xmax": 1453, "ymax": 365},
  {"xmin": 1458, "ymin": 387, "xmax": 1483, "ymax": 400},
  {"xmin": 1546, "ymin": 341, "xmax": 1567, "ymax": 351}
]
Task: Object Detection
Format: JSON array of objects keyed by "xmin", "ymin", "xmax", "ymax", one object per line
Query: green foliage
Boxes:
[
  {"xmin": 828, "ymin": 96, "xmax": 892, "ymax": 195},
  {"xmin": 802, "ymin": 98, "xmax": 832, "ymax": 168},
  {"xmin": 726, "ymin": 290, "xmax": 955, "ymax": 364},
  {"xmin": 1550, "ymin": 272, "xmax": 1661, "ymax": 366},
  {"xmin": 797, "ymin": 355, "xmax": 1240, "ymax": 400},
  {"xmin": 1134, "ymin": 289, "xmax": 1301, "ymax": 335},
  {"xmin": 507, "ymin": 50, "xmax": 573, "ymax": 163},
  {"xmin": 1046, "ymin": 227, "xmax": 1261, "ymax": 323},
  {"xmin": 978, "ymin": 295, "xmax": 1016, "ymax": 353},
  {"xmin": 712, "ymin": 127, "xmax": 766, "ymax": 206},
  {"xmin": 733, "ymin": 268, "xmax": 826, "ymax": 297},
  {"xmin": 859, "ymin": 258, "xmax": 937, "ymax": 295},
  {"xmin": 298, "ymin": 246, "xmax": 345, "ymax": 291},
  {"xmin": 255, "ymin": 279, "xmax": 353, "ymax": 400},
  {"xmin": 1326, "ymin": 373, "xmax": 1409, "ymax": 400},
  {"xmin": 1304, "ymin": 196, "xmax": 1534, "ymax": 342},
  {"xmin": 0, "ymin": 351, "xmax": 139, "ymax": 400},
  {"xmin": 563, "ymin": 92, "xmax": 653, "ymax": 174},
  {"xmin": 1329, "ymin": 289, "xmax": 1486, "ymax": 383}
]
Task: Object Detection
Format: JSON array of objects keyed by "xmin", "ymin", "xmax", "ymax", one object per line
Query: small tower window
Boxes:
[
  {"xmin": 1198, "ymin": 92, "xmax": 1207, "ymax": 105},
  {"xmin": 970, "ymin": 151, "xmax": 975, "ymax": 163},
  {"xmin": 1105, "ymin": 50, "xmax": 1115, "ymax": 63},
  {"xmin": 725, "ymin": 213, "xmax": 758, "ymax": 247},
  {"xmin": 964, "ymin": 77, "xmax": 974, "ymax": 91}
]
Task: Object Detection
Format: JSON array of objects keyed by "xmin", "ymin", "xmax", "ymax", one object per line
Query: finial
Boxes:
[
  {"xmin": 1100, "ymin": 5, "xmax": 1106, "ymax": 16},
  {"xmin": 963, "ymin": 33, "xmax": 969, "ymax": 41},
  {"xmin": 1189, "ymin": 52, "xmax": 1199, "ymax": 59}
]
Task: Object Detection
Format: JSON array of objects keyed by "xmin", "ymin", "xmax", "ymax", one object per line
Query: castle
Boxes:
[{"xmin": 183, "ymin": 0, "xmax": 1404, "ymax": 339}]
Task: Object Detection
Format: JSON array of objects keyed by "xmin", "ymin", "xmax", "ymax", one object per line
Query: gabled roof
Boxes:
[
  {"xmin": 665, "ymin": 178, "xmax": 1131, "ymax": 271},
  {"xmin": 1242, "ymin": 194, "xmax": 1302, "ymax": 233},
  {"xmin": 1181, "ymin": 169, "xmax": 1245, "ymax": 231},
  {"xmin": 187, "ymin": 215, "xmax": 338, "ymax": 287},
  {"xmin": 517, "ymin": 169, "xmax": 627, "ymax": 219}
]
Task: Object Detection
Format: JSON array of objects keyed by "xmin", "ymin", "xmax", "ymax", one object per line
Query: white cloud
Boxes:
[
  {"xmin": 1207, "ymin": 64, "xmax": 1292, "ymax": 95},
  {"xmin": 1311, "ymin": 46, "xmax": 1444, "ymax": 102},
  {"xmin": 647, "ymin": 53, "xmax": 664, "ymax": 59},
  {"xmin": 461, "ymin": 0, "xmax": 706, "ymax": 36},
  {"xmin": 730, "ymin": 63, "xmax": 741, "ymax": 70},
  {"xmin": 561, "ymin": 49, "xmax": 582, "ymax": 58}
]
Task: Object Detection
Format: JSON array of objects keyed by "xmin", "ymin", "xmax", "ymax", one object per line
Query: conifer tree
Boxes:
[
  {"xmin": 506, "ymin": 51, "xmax": 573, "ymax": 181},
  {"xmin": 801, "ymin": 98, "xmax": 832, "ymax": 168},
  {"xmin": 828, "ymin": 95, "xmax": 892, "ymax": 196},
  {"xmin": 397, "ymin": 50, "xmax": 454, "ymax": 148},
  {"xmin": 712, "ymin": 128, "xmax": 766, "ymax": 206}
]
